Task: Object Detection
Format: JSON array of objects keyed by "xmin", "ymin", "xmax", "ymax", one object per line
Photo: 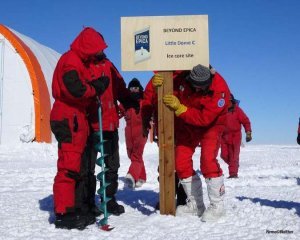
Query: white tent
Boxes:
[{"xmin": 0, "ymin": 24, "xmax": 60, "ymax": 144}]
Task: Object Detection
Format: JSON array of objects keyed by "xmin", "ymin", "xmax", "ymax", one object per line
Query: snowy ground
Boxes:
[{"xmin": 0, "ymin": 142, "xmax": 299, "ymax": 240}]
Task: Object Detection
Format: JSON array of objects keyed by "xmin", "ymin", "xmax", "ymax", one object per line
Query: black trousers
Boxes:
[
  {"xmin": 74, "ymin": 134, "xmax": 97, "ymax": 213},
  {"xmin": 74, "ymin": 130, "xmax": 120, "ymax": 212},
  {"xmin": 102, "ymin": 130, "xmax": 120, "ymax": 203}
]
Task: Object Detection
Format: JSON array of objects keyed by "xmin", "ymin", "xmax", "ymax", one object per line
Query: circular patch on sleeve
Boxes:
[{"xmin": 217, "ymin": 98, "xmax": 225, "ymax": 108}]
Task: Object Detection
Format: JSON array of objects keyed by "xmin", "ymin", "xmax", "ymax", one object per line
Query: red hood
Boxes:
[{"xmin": 70, "ymin": 27, "xmax": 108, "ymax": 61}]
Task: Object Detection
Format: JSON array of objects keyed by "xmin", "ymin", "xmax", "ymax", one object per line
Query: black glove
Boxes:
[
  {"xmin": 89, "ymin": 76, "xmax": 110, "ymax": 95},
  {"xmin": 246, "ymin": 131, "xmax": 252, "ymax": 142},
  {"xmin": 120, "ymin": 97, "xmax": 140, "ymax": 114},
  {"xmin": 297, "ymin": 134, "xmax": 300, "ymax": 145}
]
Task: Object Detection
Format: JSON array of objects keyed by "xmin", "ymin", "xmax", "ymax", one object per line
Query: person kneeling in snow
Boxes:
[{"xmin": 156, "ymin": 64, "xmax": 231, "ymax": 222}]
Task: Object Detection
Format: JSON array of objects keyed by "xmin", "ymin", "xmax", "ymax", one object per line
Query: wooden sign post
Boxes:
[
  {"xmin": 121, "ymin": 15, "xmax": 209, "ymax": 215},
  {"xmin": 157, "ymin": 71, "xmax": 175, "ymax": 215}
]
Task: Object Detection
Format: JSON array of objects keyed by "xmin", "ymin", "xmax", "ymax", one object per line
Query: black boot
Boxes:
[
  {"xmin": 107, "ymin": 200, "xmax": 125, "ymax": 216},
  {"xmin": 54, "ymin": 212, "xmax": 87, "ymax": 230},
  {"xmin": 89, "ymin": 204, "xmax": 103, "ymax": 217},
  {"xmin": 228, "ymin": 175, "xmax": 238, "ymax": 179},
  {"xmin": 82, "ymin": 210, "xmax": 96, "ymax": 226},
  {"xmin": 176, "ymin": 174, "xmax": 187, "ymax": 206},
  {"xmin": 155, "ymin": 201, "xmax": 160, "ymax": 210}
]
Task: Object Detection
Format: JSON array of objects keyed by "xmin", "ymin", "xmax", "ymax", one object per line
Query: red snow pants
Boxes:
[
  {"xmin": 125, "ymin": 128, "xmax": 147, "ymax": 181},
  {"xmin": 175, "ymin": 125, "xmax": 223, "ymax": 179},
  {"xmin": 221, "ymin": 132, "xmax": 242, "ymax": 176},
  {"xmin": 51, "ymin": 101, "xmax": 89, "ymax": 214}
]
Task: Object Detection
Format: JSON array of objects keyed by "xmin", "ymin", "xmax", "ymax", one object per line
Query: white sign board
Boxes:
[{"xmin": 121, "ymin": 15, "xmax": 209, "ymax": 71}]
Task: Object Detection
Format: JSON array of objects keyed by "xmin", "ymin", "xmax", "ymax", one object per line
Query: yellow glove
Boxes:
[
  {"xmin": 152, "ymin": 74, "xmax": 164, "ymax": 87},
  {"xmin": 163, "ymin": 94, "xmax": 187, "ymax": 116}
]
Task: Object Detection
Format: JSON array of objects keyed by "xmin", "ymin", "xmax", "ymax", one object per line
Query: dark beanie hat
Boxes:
[
  {"xmin": 128, "ymin": 78, "xmax": 143, "ymax": 90},
  {"xmin": 230, "ymin": 93, "xmax": 235, "ymax": 101},
  {"xmin": 230, "ymin": 93, "xmax": 239, "ymax": 105},
  {"xmin": 187, "ymin": 64, "xmax": 212, "ymax": 87}
]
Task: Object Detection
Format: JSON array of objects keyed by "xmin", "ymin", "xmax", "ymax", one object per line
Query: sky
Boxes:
[{"xmin": 1, "ymin": 0, "xmax": 300, "ymax": 144}]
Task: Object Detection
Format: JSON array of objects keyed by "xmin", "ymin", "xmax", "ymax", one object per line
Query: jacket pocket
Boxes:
[{"xmin": 50, "ymin": 119, "xmax": 72, "ymax": 148}]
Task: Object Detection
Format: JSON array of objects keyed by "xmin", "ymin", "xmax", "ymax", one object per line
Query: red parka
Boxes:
[
  {"xmin": 175, "ymin": 73, "xmax": 229, "ymax": 130},
  {"xmin": 141, "ymin": 71, "xmax": 189, "ymax": 137},
  {"xmin": 297, "ymin": 118, "xmax": 300, "ymax": 145},
  {"xmin": 51, "ymin": 27, "xmax": 107, "ymax": 152},
  {"xmin": 87, "ymin": 59, "xmax": 131, "ymax": 132},
  {"xmin": 51, "ymin": 27, "xmax": 107, "ymax": 214},
  {"xmin": 222, "ymin": 105, "xmax": 252, "ymax": 144},
  {"xmin": 142, "ymin": 71, "xmax": 231, "ymax": 178},
  {"xmin": 173, "ymin": 72, "xmax": 231, "ymax": 179},
  {"xmin": 120, "ymin": 100, "xmax": 147, "ymax": 181},
  {"xmin": 220, "ymin": 104, "xmax": 251, "ymax": 176}
]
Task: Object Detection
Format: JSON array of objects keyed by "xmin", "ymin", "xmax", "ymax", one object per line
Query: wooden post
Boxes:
[{"xmin": 157, "ymin": 71, "xmax": 175, "ymax": 215}]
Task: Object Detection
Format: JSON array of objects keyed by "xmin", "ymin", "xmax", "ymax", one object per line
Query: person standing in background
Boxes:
[
  {"xmin": 120, "ymin": 78, "xmax": 148, "ymax": 188},
  {"xmin": 297, "ymin": 118, "xmax": 300, "ymax": 145},
  {"xmin": 220, "ymin": 94, "xmax": 252, "ymax": 178}
]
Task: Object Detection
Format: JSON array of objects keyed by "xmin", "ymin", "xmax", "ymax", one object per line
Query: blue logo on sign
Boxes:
[
  {"xmin": 134, "ymin": 27, "xmax": 151, "ymax": 63},
  {"xmin": 218, "ymin": 98, "xmax": 225, "ymax": 108}
]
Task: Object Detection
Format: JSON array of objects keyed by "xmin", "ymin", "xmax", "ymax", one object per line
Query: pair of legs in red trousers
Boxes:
[
  {"xmin": 126, "ymin": 136, "xmax": 147, "ymax": 184},
  {"xmin": 51, "ymin": 107, "xmax": 96, "ymax": 230},
  {"xmin": 175, "ymin": 125, "xmax": 225, "ymax": 221},
  {"xmin": 220, "ymin": 133, "xmax": 242, "ymax": 177}
]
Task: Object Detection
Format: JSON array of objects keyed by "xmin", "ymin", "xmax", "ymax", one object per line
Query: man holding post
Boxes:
[{"xmin": 153, "ymin": 64, "xmax": 231, "ymax": 222}]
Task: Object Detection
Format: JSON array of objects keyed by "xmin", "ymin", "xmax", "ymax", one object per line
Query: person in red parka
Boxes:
[
  {"xmin": 50, "ymin": 27, "xmax": 109, "ymax": 230},
  {"xmin": 220, "ymin": 94, "xmax": 252, "ymax": 178},
  {"xmin": 157, "ymin": 64, "xmax": 231, "ymax": 222},
  {"xmin": 297, "ymin": 118, "xmax": 300, "ymax": 145},
  {"xmin": 119, "ymin": 78, "xmax": 148, "ymax": 188},
  {"xmin": 86, "ymin": 52, "xmax": 139, "ymax": 216}
]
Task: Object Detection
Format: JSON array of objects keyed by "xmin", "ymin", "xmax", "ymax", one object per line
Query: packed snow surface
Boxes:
[{"xmin": 0, "ymin": 143, "xmax": 299, "ymax": 240}]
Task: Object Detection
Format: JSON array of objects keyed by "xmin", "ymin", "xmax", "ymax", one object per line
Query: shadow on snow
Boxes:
[
  {"xmin": 39, "ymin": 195, "xmax": 55, "ymax": 224},
  {"xmin": 236, "ymin": 196, "xmax": 300, "ymax": 216},
  {"xmin": 39, "ymin": 178, "xmax": 159, "ymax": 224},
  {"xmin": 113, "ymin": 176, "xmax": 159, "ymax": 216},
  {"xmin": 257, "ymin": 176, "xmax": 300, "ymax": 186}
]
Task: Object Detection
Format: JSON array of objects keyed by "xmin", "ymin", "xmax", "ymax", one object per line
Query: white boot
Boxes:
[
  {"xmin": 176, "ymin": 175, "xmax": 205, "ymax": 217},
  {"xmin": 125, "ymin": 173, "xmax": 135, "ymax": 189},
  {"xmin": 135, "ymin": 179, "xmax": 145, "ymax": 188},
  {"xmin": 201, "ymin": 176, "xmax": 225, "ymax": 222}
]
